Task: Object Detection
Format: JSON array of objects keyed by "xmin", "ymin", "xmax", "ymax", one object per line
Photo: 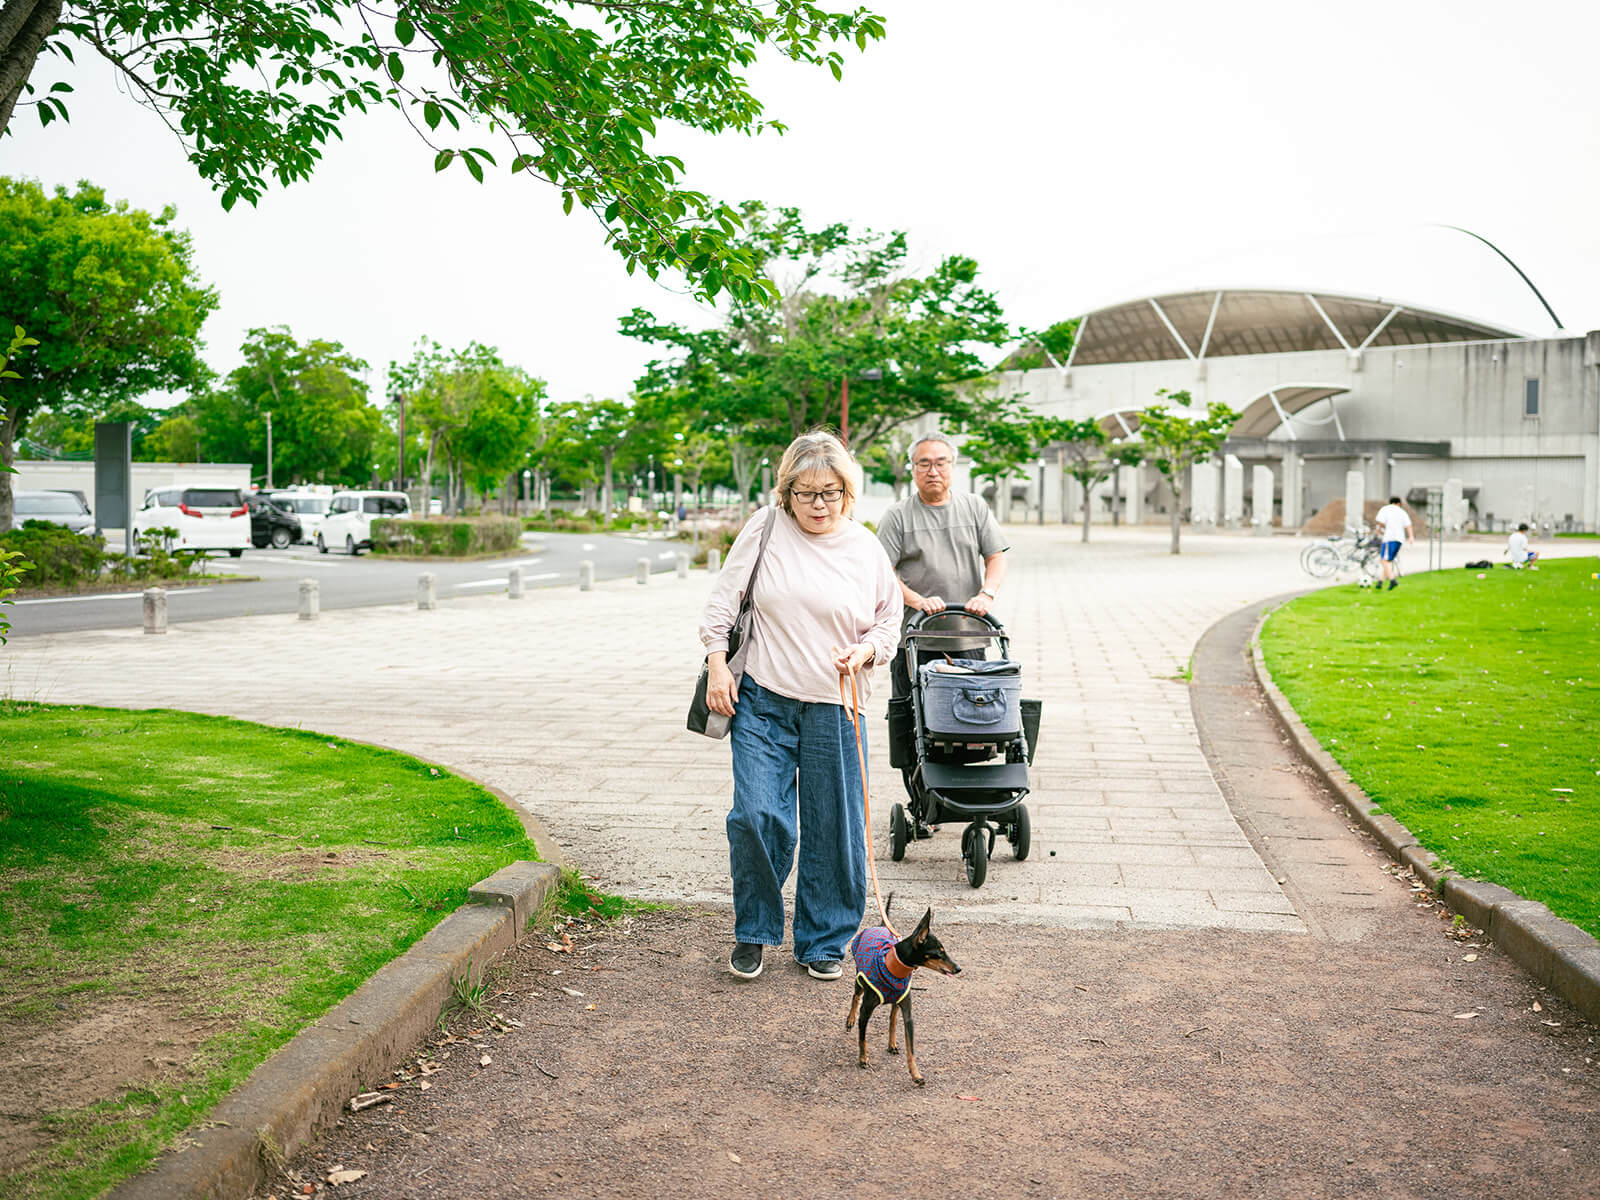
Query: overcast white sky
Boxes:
[{"xmin": 7, "ymin": 0, "xmax": 1599, "ymax": 411}]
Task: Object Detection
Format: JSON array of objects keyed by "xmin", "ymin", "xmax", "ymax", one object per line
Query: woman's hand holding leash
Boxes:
[
  {"xmin": 832, "ymin": 643, "xmax": 875, "ymax": 674},
  {"xmin": 706, "ymin": 652, "xmax": 738, "ymax": 716}
]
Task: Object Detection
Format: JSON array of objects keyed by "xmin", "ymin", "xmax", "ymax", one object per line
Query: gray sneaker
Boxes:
[
  {"xmin": 806, "ymin": 959, "xmax": 844, "ymax": 981},
  {"xmin": 729, "ymin": 942, "xmax": 763, "ymax": 979}
]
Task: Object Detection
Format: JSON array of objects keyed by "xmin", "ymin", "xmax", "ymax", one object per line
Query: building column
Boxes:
[
  {"xmin": 1281, "ymin": 452, "xmax": 1302, "ymax": 530},
  {"xmin": 1222, "ymin": 454, "xmax": 1244, "ymax": 529},
  {"xmin": 1121, "ymin": 464, "xmax": 1143, "ymax": 525},
  {"xmin": 1191, "ymin": 461, "xmax": 1220, "ymax": 528},
  {"xmin": 1251, "ymin": 465, "xmax": 1275, "ymax": 535},
  {"xmin": 1345, "ymin": 469, "xmax": 1366, "ymax": 534}
]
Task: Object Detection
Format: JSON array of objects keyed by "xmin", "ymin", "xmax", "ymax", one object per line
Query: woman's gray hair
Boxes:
[
  {"xmin": 908, "ymin": 431, "xmax": 958, "ymax": 468},
  {"xmin": 774, "ymin": 429, "xmax": 860, "ymax": 515}
]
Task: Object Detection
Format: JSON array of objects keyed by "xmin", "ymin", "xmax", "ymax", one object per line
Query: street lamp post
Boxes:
[{"xmin": 839, "ymin": 367, "xmax": 883, "ymax": 446}]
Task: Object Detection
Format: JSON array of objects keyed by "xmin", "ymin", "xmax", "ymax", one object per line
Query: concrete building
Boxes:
[{"xmin": 989, "ymin": 289, "xmax": 1600, "ymax": 532}]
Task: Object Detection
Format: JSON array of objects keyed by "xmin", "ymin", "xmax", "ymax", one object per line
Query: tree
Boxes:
[
  {"xmin": 1, "ymin": 326, "xmax": 38, "ymax": 644},
  {"xmin": 0, "ymin": 177, "xmax": 216, "ymax": 528},
  {"xmin": 1038, "ymin": 416, "xmax": 1113, "ymax": 542},
  {"xmin": 391, "ymin": 339, "xmax": 544, "ymax": 513},
  {"xmin": 215, "ymin": 327, "xmax": 383, "ymax": 485},
  {"xmin": 960, "ymin": 399, "xmax": 1039, "ymax": 515},
  {"xmin": 22, "ymin": 397, "xmax": 160, "ymax": 458},
  {"xmin": 142, "ymin": 413, "xmax": 200, "ymax": 463},
  {"xmin": 623, "ymin": 203, "xmax": 1013, "ymax": 462},
  {"xmin": 999, "ymin": 319, "xmax": 1080, "ymax": 372},
  {"xmin": 5, "ymin": 1, "xmax": 884, "ymax": 301},
  {"xmin": 1138, "ymin": 390, "xmax": 1240, "ymax": 555}
]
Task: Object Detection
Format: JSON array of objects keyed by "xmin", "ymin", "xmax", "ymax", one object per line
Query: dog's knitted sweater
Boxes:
[{"xmin": 850, "ymin": 926, "xmax": 911, "ymax": 1005}]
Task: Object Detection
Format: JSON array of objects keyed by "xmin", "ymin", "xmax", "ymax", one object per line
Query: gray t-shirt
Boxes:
[{"xmin": 876, "ymin": 492, "xmax": 1009, "ymax": 649}]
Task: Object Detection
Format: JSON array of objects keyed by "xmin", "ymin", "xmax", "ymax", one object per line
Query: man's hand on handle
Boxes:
[
  {"xmin": 910, "ymin": 592, "xmax": 946, "ymax": 615},
  {"xmin": 962, "ymin": 592, "xmax": 993, "ymax": 618}
]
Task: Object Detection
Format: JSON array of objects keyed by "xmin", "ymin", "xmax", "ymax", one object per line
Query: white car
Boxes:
[
  {"xmin": 317, "ymin": 490, "xmax": 410, "ymax": 555},
  {"xmin": 132, "ymin": 485, "xmax": 251, "ymax": 556},
  {"xmin": 264, "ymin": 490, "xmax": 333, "ymax": 544}
]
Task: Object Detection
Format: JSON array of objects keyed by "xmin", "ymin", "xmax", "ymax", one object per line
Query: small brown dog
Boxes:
[{"xmin": 845, "ymin": 906, "xmax": 961, "ymax": 1086}]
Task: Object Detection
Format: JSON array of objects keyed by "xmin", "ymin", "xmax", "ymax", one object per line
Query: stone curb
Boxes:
[
  {"xmin": 1248, "ymin": 601, "xmax": 1600, "ymax": 1025},
  {"xmin": 110, "ymin": 860, "xmax": 561, "ymax": 1200}
]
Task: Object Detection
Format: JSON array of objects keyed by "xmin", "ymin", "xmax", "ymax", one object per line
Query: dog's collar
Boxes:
[{"xmin": 884, "ymin": 944, "xmax": 913, "ymax": 980}]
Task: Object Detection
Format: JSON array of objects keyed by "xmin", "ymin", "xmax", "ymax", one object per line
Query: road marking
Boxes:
[
  {"xmin": 656, "ymin": 551, "xmax": 676, "ymax": 560},
  {"xmin": 14, "ymin": 586, "xmax": 208, "ymax": 605},
  {"xmin": 581, "ymin": 542, "xmax": 596, "ymax": 551},
  {"xmin": 455, "ymin": 572, "xmax": 560, "ymax": 590}
]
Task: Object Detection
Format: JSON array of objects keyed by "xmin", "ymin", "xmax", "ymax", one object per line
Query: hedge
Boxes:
[
  {"xmin": 0, "ymin": 523, "xmax": 204, "ymax": 589},
  {"xmin": 370, "ymin": 516, "xmax": 522, "ymax": 557}
]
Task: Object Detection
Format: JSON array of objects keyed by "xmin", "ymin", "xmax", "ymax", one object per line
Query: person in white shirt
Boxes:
[
  {"xmin": 1373, "ymin": 495, "xmax": 1413, "ymax": 590},
  {"xmin": 1506, "ymin": 523, "xmax": 1539, "ymax": 567},
  {"xmin": 699, "ymin": 431, "xmax": 901, "ymax": 983}
]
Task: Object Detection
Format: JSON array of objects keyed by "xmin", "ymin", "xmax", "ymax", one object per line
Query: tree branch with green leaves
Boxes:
[
  {"xmin": 1138, "ymin": 389, "xmax": 1238, "ymax": 555},
  {"xmin": 5, "ymin": 0, "xmax": 886, "ymax": 301}
]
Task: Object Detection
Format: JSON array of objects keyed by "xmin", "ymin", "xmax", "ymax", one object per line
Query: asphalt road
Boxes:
[{"xmin": 5, "ymin": 531, "xmax": 701, "ymax": 637}]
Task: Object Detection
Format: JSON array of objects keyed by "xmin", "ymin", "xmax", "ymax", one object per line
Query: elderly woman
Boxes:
[{"xmin": 699, "ymin": 431, "xmax": 901, "ymax": 981}]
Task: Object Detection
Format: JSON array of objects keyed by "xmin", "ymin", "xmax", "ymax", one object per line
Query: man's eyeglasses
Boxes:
[
  {"xmin": 791, "ymin": 488, "xmax": 845, "ymax": 505},
  {"xmin": 913, "ymin": 457, "xmax": 954, "ymax": 472}
]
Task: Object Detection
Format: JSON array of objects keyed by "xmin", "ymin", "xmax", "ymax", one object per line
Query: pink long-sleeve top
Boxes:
[{"xmin": 699, "ymin": 506, "xmax": 902, "ymax": 709}]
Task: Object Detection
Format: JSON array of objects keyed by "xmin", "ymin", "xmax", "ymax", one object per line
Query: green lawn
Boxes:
[
  {"xmin": 1259, "ymin": 558, "xmax": 1600, "ymax": 938},
  {"xmin": 0, "ymin": 704, "xmax": 538, "ymax": 1200}
]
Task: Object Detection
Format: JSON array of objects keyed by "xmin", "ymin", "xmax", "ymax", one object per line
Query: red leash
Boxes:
[{"xmin": 841, "ymin": 665, "xmax": 897, "ymax": 937}]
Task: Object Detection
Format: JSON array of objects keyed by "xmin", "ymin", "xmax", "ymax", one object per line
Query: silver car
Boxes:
[{"xmin": 11, "ymin": 490, "xmax": 96, "ymax": 535}]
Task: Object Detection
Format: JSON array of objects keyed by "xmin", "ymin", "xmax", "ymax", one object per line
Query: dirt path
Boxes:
[
  {"xmin": 246, "ymin": 600, "xmax": 1598, "ymax": 1200},
  {"xmin": 254, "ymin": 899, "xmax": 1596, "ymax": 1200}
]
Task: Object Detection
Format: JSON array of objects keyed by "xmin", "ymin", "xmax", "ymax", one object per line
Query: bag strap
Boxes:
[{"xmin": 732, "ymin": 504, "xmax": 778, "ymax": 626}]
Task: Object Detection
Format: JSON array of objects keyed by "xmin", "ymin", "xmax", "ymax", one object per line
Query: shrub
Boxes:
[
  {"xmin": 1, "ymin": 522, "xmax": 106, "ymax": 587},
  {"xmin": 371, "ymin": 515, "xmax": 522, "ymax": 557}
]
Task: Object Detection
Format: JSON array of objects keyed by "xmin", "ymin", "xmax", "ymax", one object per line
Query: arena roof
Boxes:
[{"xmin": 1066, "ymin": 289, "xmax": 1524, "ymax": 367}]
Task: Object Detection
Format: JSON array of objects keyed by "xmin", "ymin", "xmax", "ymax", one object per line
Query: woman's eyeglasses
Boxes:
[{"xmin": 791, "ymin": 488, "xmax": 845, "ymax": 505}]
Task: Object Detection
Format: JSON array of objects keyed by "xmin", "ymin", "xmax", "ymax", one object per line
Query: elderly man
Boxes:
[{"xmin": 876, "ymin": 433, "xmax": 1009, "ymax": 817}]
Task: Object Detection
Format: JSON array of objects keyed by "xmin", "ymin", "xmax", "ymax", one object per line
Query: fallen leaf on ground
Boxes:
[
  {"xmin": 479, "ymin": 1054, "xmax": 492, "ymax": 1067},
  {"xmin": 728, "ymin": 1152, "xmax": 742, "ymax": 1164},
  {"xmin": 1453, "ymin": 1012, "xmax": 1478, "ymax": 1020},
  {"xmin": 1533, "ymin": 1001, "xmax": 1543, "ymax": 1012},
  {"xmin": 957, "ymin": 1094, "xmax": 980, "ymax": 1101},
  {"xmin": 585, "ymin": 1003, "xmax": 596, "ymax": 1011},
  {"xmin": 419, "ymin": 1080, "xmax": 431, "ymax": 1091},
  {"xmin": 560, "ymin": 987, "xmax": 585, "ymax": 998},
  {"xmin": 327, "ymin": 1168, "xmax": 367, "ymax": 1185},
  {"xmin": 349, "ymin": 1091, "xmax": 393, "ymax": 1112},
  {"xmin": 1542, "ymin": 1020, "xmax": 1562, "ymax": 1027},
  {"xmin": 1463, "ymin": 954, "xmax": 1478, "ymax": 962}
]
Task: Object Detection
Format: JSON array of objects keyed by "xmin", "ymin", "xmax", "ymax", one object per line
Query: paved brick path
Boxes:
[{"xmin": 6, "ymin": 527, "xmax": 1586, "ymax": 940}]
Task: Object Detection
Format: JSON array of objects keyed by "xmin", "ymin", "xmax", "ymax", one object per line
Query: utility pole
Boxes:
[
  {"xmin": 265, "ymin": 411, "xmax": 274, "ymax": 489},
  {"xmin": 391, "ymin": 392, "xmax": 406, "ymax": 490}
]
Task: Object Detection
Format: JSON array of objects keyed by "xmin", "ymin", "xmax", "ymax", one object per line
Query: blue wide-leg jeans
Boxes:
[{"xmin": 727, "ymin": 678, "xmax": 868, "ymax": 964}]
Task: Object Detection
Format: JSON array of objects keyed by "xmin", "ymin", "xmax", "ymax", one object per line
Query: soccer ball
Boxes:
[{"xmin": 1357, "ymin": 575, "xmax": 1373, "ymax": 588}]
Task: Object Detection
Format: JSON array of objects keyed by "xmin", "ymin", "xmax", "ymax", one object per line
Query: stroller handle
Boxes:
[{"xmin": 905, "ymin": 607, "xmax": 1007, "ymax": 637}]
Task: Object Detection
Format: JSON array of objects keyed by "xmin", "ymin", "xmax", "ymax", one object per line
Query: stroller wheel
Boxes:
[
  {"xmin": 890, "ymin": 803, "xmax": 908, "ymax": 862},
  {"xmin": 1009, "ymin": 804, "xmax": 1031, "ymax": 861},
  {"xmin": 962, "ymin": 824, "xmax": 988, "ymax": 889}
]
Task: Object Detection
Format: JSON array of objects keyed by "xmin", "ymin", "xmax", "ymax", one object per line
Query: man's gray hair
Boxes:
[{"xmin": 908, "ymin": 431, "xmax": 958, "ymax": 468}]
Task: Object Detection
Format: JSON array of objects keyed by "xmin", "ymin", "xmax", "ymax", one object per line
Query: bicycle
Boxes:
[{"xmin": 1300, "ymin": 527, "xmax": 1381, "ymax": 581}]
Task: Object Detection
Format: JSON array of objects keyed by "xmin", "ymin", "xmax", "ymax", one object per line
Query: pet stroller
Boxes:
[{"xmin": 887, "ymin": 609, "xmax": 1040, "ymax": 888}]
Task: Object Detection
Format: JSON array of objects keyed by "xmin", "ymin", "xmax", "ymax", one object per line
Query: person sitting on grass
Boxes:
[{"xmin": 1505, "ymin": 523, "xmax": 1539, "ymax": 568}]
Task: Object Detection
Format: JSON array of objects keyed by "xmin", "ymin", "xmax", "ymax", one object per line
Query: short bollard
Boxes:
[
  {"xmin": 418, "ymin": 572, "xmax": 437, "ymax": 611},
  {"xmin": 142, "ymin": 587, "xmax": 167, "ymax": 635},
  {"xmin": 508, "ymin": 566, "xmax": 524, "ymax": 599},
  {"xmin": 579, "ymin": 560, "xmax": 594, "ymax": 591},
  {"xmin": 298, "ymin": 579, "xmax": 319, "ymax": 621},
  {"xmin": 707, "ymin": 548, "xmax": 721, "ymax": 574},
  {"xmin": 675, "ymin": 552, "xmax": 690, "ymax": 579},
  {"xmin": 636, "ymin": 557, "xmax": 650, "ymax": 585}
]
